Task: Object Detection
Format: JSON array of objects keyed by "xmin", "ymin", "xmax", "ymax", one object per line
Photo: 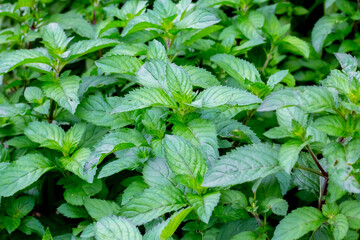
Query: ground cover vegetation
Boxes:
[{"xmin": 0, "ymin": 0, "xmax": 360, "ymax": 239}]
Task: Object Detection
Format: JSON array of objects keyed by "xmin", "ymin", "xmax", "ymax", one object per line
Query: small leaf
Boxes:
[
  {"xmin": 272, "ymin": 207, "xmax": 324, "ymax": 240},
  {"xmin": 166, "ymin": 63, "xmax": 193, "ymax": 103},
  {"xmin": 57, "ymin": 203, "xmax": 88, "ymax": 219},
  {"xmin": 339, "ymin": 201, "xmax": 360, "ymax": 229},
  {"xmin": 176, "ymin": 9, "xmax": 220, "ymax": 29},
  {"xmin": 279, "ymin": 139, "xmax": 308, "ymax": 174},
  {"xmin": 84, "ymin": 198, "xmax": 120, "ymax": 221},
  {"xmin": 94, "ymin": 216, "xmax": 142, "ymax": 240},
  {"xmin": 147, "ymin": 39, "xmax": 167, "ymax": 61},
  {"xmin": 42, "ymin": 228, "xmax": 53, "ymax": 240},
  {"xmin": 267, "ymin": 70, "xmax": 289, "ymax": 88},
  {"xmin": 187, "ymin": 191, "xmax": 221, "ymax": 223},
  {"xmin": 332, "ymin": 214, "xmax": 349, "ymax": 240},
  {"xmin": 183, "ymin": 65, "xmax": 220, "ymax": 88},
  {"xmin": 280, "ymin": 36, "xmax": 310, "ymax": 58},
  {"xmin": 6, "ymin": 196, "xmax": 35, "ymax": 218},
  {"xmin": 335, "ymin": 52, "xmax": 358, "ymax": 76},
  {"xmin": 160, "ymin": 207, "xmax": 193, "ymax": 240}
]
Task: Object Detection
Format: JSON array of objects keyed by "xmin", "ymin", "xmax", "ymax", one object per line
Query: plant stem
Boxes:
[
  {"xmin": 92, "ymin": 10, "xmax": 96, "ymax": 25},
  {"xmin": 261, "ymin": 44, "xmax": 274, "ymax": 74},
  {"xmin": 295, "ymin": 165, "xmax": 326, "ymax": 178},
  {"xmin": 318, "ymin": 178, "xmax": 328, "ymax": 210},
  {"xmin": 305, "ymin": 144, "xmax": 329, "ymax": 209},
  {"xmin": 305, "ymin": 145, "xmax": 328, "ymax": 178},
  {"xmin": 47, "ymin": 99, "xmax": 55, "ymax": 123}
]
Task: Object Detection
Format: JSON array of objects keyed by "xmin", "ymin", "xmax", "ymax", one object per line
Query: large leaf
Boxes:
[
  {"xmin": 42, "ymin": 23, "xmax": 72, "ymax": 54},
  {"xmin": 166, "ymin": 63, "xmax": 193, "ymax": 103},
  {"xmin": 142, "ymin": 157, "xmax": 177, "ymax": 187},
  {"xmin": 76, "ymin": 95, "xmax": 132, "ymax": 129},
  {"xmin": 313, "ymin": 115, "xmax": 347, "ymax": 137},
  {"xmin": 339, "ymin": 201, "xmax": 360, "ymax": 229},
  {"xmin": 163, "ymin": 135, "xmax": 207, "ymax": 187},
  {"xmin": 312, "ymin": 15, "xmax": 342, "ymax": 54},
  {"xmin": 187, "ymin": 191, "xmax": 221, "ymax": 224},
  {"xmin": 173, "ymin": 118, "xmax": 219, "ymax": 167},
  {"xmin": 191, "ymin": 86, "xmax": 262, "ymax": 108},
  {"xmin": 272, "ymin": 207, "xmax": 324, "ymax": 240},
  {"xmin": 0, "ymin": 154, "xmax": 54, "ymax": 197},
  {"xmin": 112, "ymin": 87, "xmax": 177, "ymax": 113},
  {"xmin": 24, "ymin": 121, "xmax": 65, "ymax": 152},
  {"xmin": 94, "ymin": 216, "xmax": 142, "ymax": 240},
  {"xmin": 211, "ymin": 54, "xmax": 262, "ymax": 87},
  {"xmin": 202, "ymin": 143, "xmax": 280, "ymax": 187},
  {"xmin": 119, "ymin": 186, "xmax": 187, "ymax": 225},
  {"xmin": 258, "ymin": 87, "xmax": 335, "ymax": 113},
  {"xmin": 0, "ymin": 49, "xmax": 51, "ymax": 74},
  {"xmin": 176, "ymin": 9, "xmax": 220, "ymax": 29},
  {"xmin": 160, "ymin": 207, "xmax": 193, "ymax": 240},
  {"xmin": 66, "ymin": 39, "xmax": 118, "ymax": 61},
  {"xmin": 95, "ymin": 55, "xmax": 142, "ymax": 74},
  {"xmin": 183, "ymin": 65, "xmax": 220, "ymax": 88},
  {"xmin": 84, "ymin": 128, "xmax": 147, "ymax": 173},
  {"xmin": 57, "ymin": 203, "xmax": 88, "ymax": 219},
  {"xmin": 42, "ymin": 75, "xmax": 80, "ymax": 114},
  {"xmin": 84, "ymin": 198, "xmax": 120, "ymax": 220},
  {"xmin": 280, "ymin": 36, "xmax": 310, "ymax": 58}
]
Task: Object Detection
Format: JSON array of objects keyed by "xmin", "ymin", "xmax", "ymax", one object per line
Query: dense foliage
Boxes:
[{"xmin": 0, "ymin": 0, "xmax": 360, "ymax": 239}]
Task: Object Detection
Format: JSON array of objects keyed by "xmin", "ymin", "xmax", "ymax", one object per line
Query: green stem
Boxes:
[{"xmin": 261, "ymin": 44, "xmax": 274, "ymax": 74}]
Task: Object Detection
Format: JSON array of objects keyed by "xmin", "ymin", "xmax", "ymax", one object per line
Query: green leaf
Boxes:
[
  {"xmin": 279, "ymin": 139, "xmax": 308, "ymax": 174},
  {"xmin": 191, "ymin": 86, "xmax": 262, "ymax": 108},
  {"xmin": 136, "ymin": 59, "xmax": 169, "ymax": 91},
  {"xmin": 60, "ymin": 148, "xmax": 94, "ymax": 182},
  {"xmin": 0, "ymin": 154, "xmax": 54, "ymax": 197},
  {"xmin": 42, "ymin": 228, "xmax": 53, "ymax": 240},
  {"xmin": 94, "ymin": 216, "xmax": 142, "ymax": 240},
  {"xmin": 0, "ymin": 49, "xmax": 51, "ymax": 75},
  {"xmin": 18, "ymin": 216, "xmax": 45, "ymax": 236},
  {"xmin": 147, "ymin": 39, "xmax": 167, "ymax": 61},
  {"xmin": 273, "ymin": 207, "xmax": 324, "ymax": 240},
  {"xmin": 183, "ymin": 65, "xmax": 220, "ymax": 88},
  {"xmin": 76, "ymin": 95, "xmax": 132, "ymax": 129},
  {"xmin": 211, "ymin": 54, "xmax": 262, "ymax": 87},
  {"xmin": 121, "ymin": 12, "xmax": 162, "ymax": 36},
  {"xmin": 313, "ymin": 115, "xmax": 347, "ymax": 137},
  {"xmin": 6, "ymin": 196, "xmax": 35, "ymax": 218},
  {"xmin": 261, "ymin": 198, "xmax": 289, "ymax": 216},
  {"xmin": 176, "ymin": 9, "xmax": 220, "ymax": 29},
  {"xmin": 332, "ymin": 214, "xmax": 349, "ymax": 240},
  {"xmin": 42, "ymin": 23, "xmax": 72, "ymax": 54},
  {"xmin": 98, "ymin": 153, "xmax": 140, "ymax": 179},
  {"xmin": 111, "ymin": 88, "xmax": 176, "ymax": 113},
  {"xmin": 217, "ymin": 119, "xmax": 261, "ymax": 144},
  {"xmin": 166, "ymin": 63, "xmax": 193, "ymax": 103},
  {"xmin": 160, "ymin": 207, "xmax": 194, "ymax": 240},
  {"xmin": 0, "ymin": 103, "xmax": 30, "ymax": 117},
  {"xmin": 84, "ymin": 128, "xmax": 147, "ymax": 173},
  {"xmin": 121, "ymin": 179, "xmax": 149, "ymax": 205},
  {"xmin": 280, "ymin": 36, "xmax": 310, "ymax": 58},
  {"xmin": 142, "ymin": 157, "xmax": 177, "ymax": 187},
  {"xmin": 62, "ymin": 123, "xmax": 86, "ymax": 155},
  {"xmin": 24, "ymin": 121, "xmax": 65, "ymax": 152},
  {"xmin": 84, "ymin": 198, "xmax": 121, "ymax": 221},
  {"xmin": 79, "ymin": 76, "xmax": 118, "ymax": 97},
  {"xmin": 66, "ymin": 39, "xmax": 118, "ymax": 61},
  {"xmin": 163, "ymin": 135, "xmax": 207, "ymax": 189},
  {"xmin": 3, "ymin": 216, "xmax": 21, "ymax": 234},
  {"xmin": 95, "ymin": 55, "xmax": 142, "ymax": 74},
  {"xmin": 119, "ymin": 186, "xmax": 187, "ymax": 225},
  {"xmin": 312, "ymin": 15, "xmax": 342, "ymax": 54},
  {"xmin": 267, "ymin": 70, "xmax": 289, "ymax": 88},
  {"xmin": 264, "ymin": 127, "xmax": 292, "ymax": 139},
  {"xmin": 258, "ymin": 87, "xmax": 335, "ymax": 113},
  {"xmin": 187, "ymin": 191, "xmax": 221, "ymax": 223},
  {"xmin": 57, "ymin": 203, "xmax": 88, "ymax": 218},
  {"xmin": 339, "ymin": 201, "xmax": 360, "ymax": 229},
  {"xmin": 335, "ymin": 52, "xmax": 358, "ymax": 76},
  {"xmin": 293, "ymin": 153, "xmax": 320, "ymax": 195},
  {"xmin": 202, "ymin": 143, "xmax": 280, "ymax": 187},
  {"xmin": 24, "ymin": 87, "xmax": 44, "ymax": 103},
  {"xmin": 173, "ymin": 118, "xmax": 219, "ymax": 167},
  {"xmin": 42, "ymin": 75, "xmax": 80, "ymax": 114}
]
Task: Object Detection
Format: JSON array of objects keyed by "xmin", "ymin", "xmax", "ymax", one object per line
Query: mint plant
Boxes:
[{"xmin": 0, "ymin": 0, "xmax": 360, "ymax": 239}]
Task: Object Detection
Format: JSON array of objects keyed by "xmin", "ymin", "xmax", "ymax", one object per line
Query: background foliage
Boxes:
[{"xmin": 0, "ymin": 0, "xmax": 360, "ymax": 239}]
